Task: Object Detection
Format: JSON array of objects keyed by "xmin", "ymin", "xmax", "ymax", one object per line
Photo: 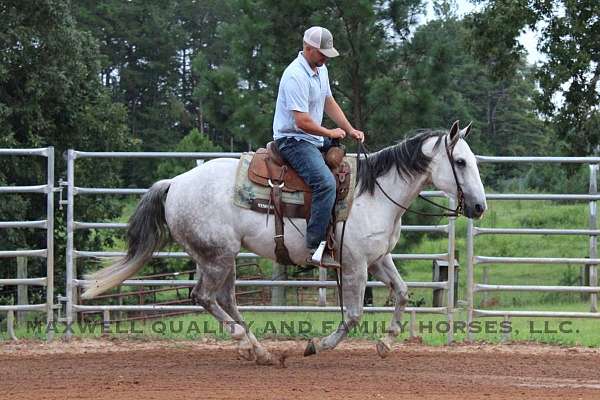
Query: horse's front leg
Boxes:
[
  {"xmin": 368, "ymin": 253, "xmax": 409, "ymax": 358},
  {"xmin": 304, "ymin": 263, "xmax": 367, "ymax": 356}
]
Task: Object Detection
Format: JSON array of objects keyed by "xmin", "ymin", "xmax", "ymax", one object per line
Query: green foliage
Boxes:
[
  {"xmin": 72, "ymin": 0, "xmax": 235, "ymax": 183},
  {"xmin": 0, "ymin": 0, "xmax": 132, "ymax": 293},
  {"xmin": 523, "ymin": 164, "xmax": 588, "ymax": 194},
  {"xmin": 157, "ymin": 128, "xmax": 223, "ymax": 178},
  {"xmin": 466, "ymin": 0, "xmax": 536, "ymax": 81},
  {"xmin": 534, "ymin": 0, "xmax": 600, "ymax": 156},
  {"xmin": 373, "ymin": 10, "xmax": 553, "ymax": 173},
  {"xmin": 469, "ymin": 0, "xmax": 600, "ymax": 156}
]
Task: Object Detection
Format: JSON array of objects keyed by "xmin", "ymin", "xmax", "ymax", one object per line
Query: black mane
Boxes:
[{"xmin": 357, "ymin": 130, "xmax": 445, "ymax": 195}]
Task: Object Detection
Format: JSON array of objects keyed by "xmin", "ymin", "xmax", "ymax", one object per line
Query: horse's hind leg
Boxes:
[
  {"xmin": 369, "ymin": 253, "xmax": 409, "ymax": 358},
  {"xmin": 189, "ymin": 253, "xmax": 248, "ymax": 344},
  {"xmin": 216, "ymin": 266, "xmax": 273, "ymax": 365}
]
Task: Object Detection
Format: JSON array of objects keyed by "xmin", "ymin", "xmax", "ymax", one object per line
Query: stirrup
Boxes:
[
  {"xmin": 311, "ymin": 241, "xmax": 327, "ymax": 264},
  {"xmin": 306, "ymin": 241, "xmax": 340, "ymax": 268}
]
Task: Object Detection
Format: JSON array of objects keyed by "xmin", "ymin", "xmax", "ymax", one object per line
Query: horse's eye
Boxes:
[{"xmin": 456, "ymin": 159, "xmax": 466, "ymax": 167}]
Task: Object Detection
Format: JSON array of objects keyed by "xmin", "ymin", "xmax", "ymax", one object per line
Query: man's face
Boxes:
[{"xmin": 305, "ymin": 45, "xmax": 328, "ymax": 68}]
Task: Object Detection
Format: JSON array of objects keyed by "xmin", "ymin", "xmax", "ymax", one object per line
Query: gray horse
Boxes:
[{"xmin": 82, "ymin": 121, "xmax": 486, "ymax": 364}]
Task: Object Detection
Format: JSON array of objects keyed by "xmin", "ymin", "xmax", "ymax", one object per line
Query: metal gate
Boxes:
[
  {"xmin": 0, "ymin": 147, "xmax": 55, "ymax": 340},
  {"xmin": 466, "ymin": 156, "xmax": 600, "ymax": 340}
]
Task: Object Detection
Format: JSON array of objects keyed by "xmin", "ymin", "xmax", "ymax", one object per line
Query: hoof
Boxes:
[
  {"xmin": 376, "ymin": 340, "xmax": 392, "ymax": 359},
  {"xmin": 236, "ymin": 335, "xmax": 255, "ymax": 361},
  {"xmin": 277, "ymin": 351, "xmax": 290, "ymax": 368},
  {"xmin": 237, "ymin": 344, "xmax": 255, "ymax": 361},
  {"xmin": 304, "ymin": 339, "xmax": 317, "ymax": 357},
  {"xmin": 254, "ymin": 347, "xmax": 274, "ymax": 365},
  {"xmin": 255, "ymin": 353, "xmax": 273, "ymax": 365},
  {"xmin": 238, "ymin": 349, "xmax": 255, "ymax": 361},
  {"xmin": 230, "ymin": 324, "xmax": 246, "ymax": 341}
]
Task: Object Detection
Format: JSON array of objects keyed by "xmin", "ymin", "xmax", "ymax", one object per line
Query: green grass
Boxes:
[
  {"xmin": 399, "ymin": 199, "xmax": 595, "ymax": 308},
  {"xmin": 4, "ymin": 309, "xmax": 600, "ymax": 347}
]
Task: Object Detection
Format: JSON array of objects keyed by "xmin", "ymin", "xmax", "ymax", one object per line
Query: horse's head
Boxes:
[{"xmin": 425, "ymin": 121, "xmax": 487, "ymax": 219}]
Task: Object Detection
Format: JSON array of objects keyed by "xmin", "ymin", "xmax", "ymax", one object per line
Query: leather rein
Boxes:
[{"xmin": 357, "ymin": 136, "xmax": 465, "ymax": 218}]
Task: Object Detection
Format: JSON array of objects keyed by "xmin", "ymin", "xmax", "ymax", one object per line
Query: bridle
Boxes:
[
  {"xmin": 357, "ymin": 135, "xmax": 465, "ymax": 218},
  {"xmin": 443, "ymin": 135, "xmax": 466, "ymax": 216}
]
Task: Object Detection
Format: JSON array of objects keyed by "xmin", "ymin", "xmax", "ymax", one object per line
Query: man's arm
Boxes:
[
  {"xmin": 324, "ymin": 96, "xmax": 365, "ymax": 142},
  {"xmin": 294, "ymin": 111, "xmax": 346, "ymax": 139}
]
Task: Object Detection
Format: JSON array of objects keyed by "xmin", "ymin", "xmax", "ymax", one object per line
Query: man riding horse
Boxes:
[
  {"xmin": 81, "ymin": 27, "xmax": 487, "ymax": 365},
  {"xmin": 273, "ymin": 26, "xmax": 364, "ymax": 268}
]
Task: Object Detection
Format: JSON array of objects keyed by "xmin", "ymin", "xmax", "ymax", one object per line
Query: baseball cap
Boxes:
[{"xmin": 303, "ymin": 26, "xmax": 339, "ymax": 58}]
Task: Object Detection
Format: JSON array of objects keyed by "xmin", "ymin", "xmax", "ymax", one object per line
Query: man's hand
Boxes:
[
  {"xmin": 328, "ymin": 128, "xmax": 346, "ymax": 139},
  {"xmin": 348, "ymin": 128, "xmax": 365, "ymax": 143}
]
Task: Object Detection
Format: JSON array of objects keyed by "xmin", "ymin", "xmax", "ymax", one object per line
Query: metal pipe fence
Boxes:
[
  {"xmin": 466, "ymin": 157, "xmax": 600, "ymax": 340},
  {"xmin": 64, "ymin": 150, "xmax": 457, "ymax": 341},
  {"xmin": 0, "ymin": 147, "xmax": 55, "ymax": 340},
  {"xmin": 5, "ymin": 149, "xmax": 597, "ymax": 343}
]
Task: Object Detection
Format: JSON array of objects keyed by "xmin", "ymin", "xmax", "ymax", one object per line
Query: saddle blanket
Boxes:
[{"xmin": 233, "ymin": 152, "xmax": 357, "ymax": 222}]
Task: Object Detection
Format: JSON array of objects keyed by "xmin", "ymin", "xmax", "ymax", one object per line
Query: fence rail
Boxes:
[
  {"xmin": 466, "ymin": 157, "xmax": 600, "ymax": 341},
  {"xmin": 72, "ymin": 278, "xmax": 448, "ymax": 289},
  {"xmin": 0, "ymin": 147, "xmax": 55, "ymax": 340}
]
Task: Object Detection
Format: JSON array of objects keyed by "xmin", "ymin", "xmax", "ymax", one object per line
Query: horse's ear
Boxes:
[
  {"xmin": 449, "ymin": 120, "xmax": 460, "ymax": 146},
  {"xmin": 460, "ymin": 122, "xmax": 472, "ymax": 139}
]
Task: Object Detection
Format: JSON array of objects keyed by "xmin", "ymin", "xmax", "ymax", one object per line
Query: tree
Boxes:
[
  {"xmin": 0, "ymin": 0, "xmax": 132, "ymax": 294},
  {"xmin": 468, "ymin": 0, "xmax": 599, "ymax": 156},
  {"xmin": 157, "ymin": 128, "xmax": 223, "ymax": 178},
  {"xmin": 73, "ymin": 0, "xmax": 237, "ymax": 181},
  {"xmin": 73, "ymin": 0, "xmax": 185, "ymax": 143},
  {"xmin": 534, "ymin": 0, "xmax": 600, "ymax": 155}
]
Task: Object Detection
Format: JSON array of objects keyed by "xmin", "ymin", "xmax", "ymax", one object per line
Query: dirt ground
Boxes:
[{"xmin": 2, "ymin": 338, "xmax": 600, "ymax": 400}]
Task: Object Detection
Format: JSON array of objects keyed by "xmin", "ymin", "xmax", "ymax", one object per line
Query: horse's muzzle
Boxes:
[{"xmin": 464, "ymin": 201, "xmax": 486, "ymax": 219}]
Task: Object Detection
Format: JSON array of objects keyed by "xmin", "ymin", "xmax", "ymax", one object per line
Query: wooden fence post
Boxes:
[
  {"xmin": 271, "ymin": 262, "xmax": 287, "ymax": 306},
  {"xmin": 482, "ymin": 266, "xmax": 489, "ymax": 306},
  {"xmin": 17, "ymin": 257, "xmax": 28, "ymax": 323}
]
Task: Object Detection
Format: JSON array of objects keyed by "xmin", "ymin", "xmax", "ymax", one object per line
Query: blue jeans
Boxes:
[{"xmin": 276, "ymin": 137, "xmax": 335, "ymax": 249}]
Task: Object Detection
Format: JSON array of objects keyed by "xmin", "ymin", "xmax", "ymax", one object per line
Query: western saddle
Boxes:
[{"xmin": 247, "ymin": 141, "xmax": 352, "ymax": 266}]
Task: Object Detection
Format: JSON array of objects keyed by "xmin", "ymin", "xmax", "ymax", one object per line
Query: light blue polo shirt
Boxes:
[{"xmin": 272, "ymin": 52, "xmax": 332, "ymax": 147}]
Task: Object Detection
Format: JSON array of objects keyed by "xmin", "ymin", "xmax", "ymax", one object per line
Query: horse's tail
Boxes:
[{"xmin": 81, "ymin": 179, "xmax": 172, "ymax": 299}]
